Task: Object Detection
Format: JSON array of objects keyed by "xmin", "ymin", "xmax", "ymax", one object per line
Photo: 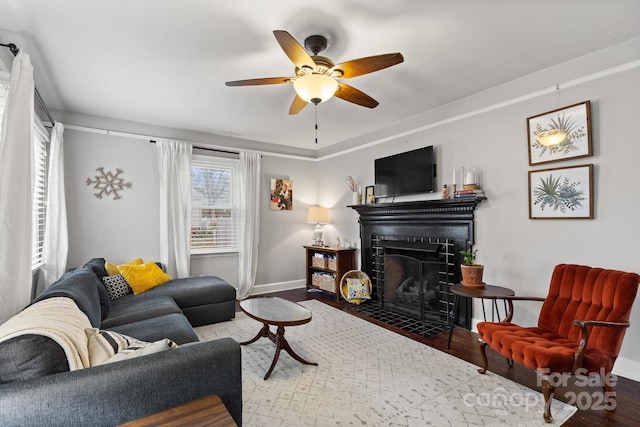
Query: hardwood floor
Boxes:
[{"xmin": 243, "ymin": 288, "xmax": 640, "ymax": 427}]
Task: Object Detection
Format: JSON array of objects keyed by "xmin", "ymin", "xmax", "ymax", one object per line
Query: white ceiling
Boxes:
[{"xmin": 1, "ymin": 0, "xmax": 639, "ymax": 152}]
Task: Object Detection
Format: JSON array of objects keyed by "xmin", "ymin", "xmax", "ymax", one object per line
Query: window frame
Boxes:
[{"xmin": 190, "ymin": 153, "xmax": 239, "ymax": 255}]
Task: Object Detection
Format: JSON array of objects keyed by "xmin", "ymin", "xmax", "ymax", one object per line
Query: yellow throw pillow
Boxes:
[
  {"xmin": 105, "ymin": 262, "xmax": 119, "ymax": 276},
  {"xmin": 118, "ymin": 262, "xmax": 172, "ymax": 294},
  {"xmin": 105, "ymin": 258, "xmax": 143, "ymax": 276}
]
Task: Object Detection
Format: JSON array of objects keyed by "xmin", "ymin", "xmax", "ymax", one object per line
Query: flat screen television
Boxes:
[{"xmin": 374, "ymin": 146, "xmax": 436, "ymax": 198}]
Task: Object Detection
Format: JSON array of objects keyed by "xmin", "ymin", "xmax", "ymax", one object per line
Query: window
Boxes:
[
  {"xmin": 191, "ymin": 155, "xmax": 239, "ymax": 254},
  {"xmin": 0, "ymin": 82, "xmax": 49, "ymax": 270}
]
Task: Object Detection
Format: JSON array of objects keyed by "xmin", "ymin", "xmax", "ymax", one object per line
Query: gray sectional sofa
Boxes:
[{"xmin": 0, "ymin": 258, "xmax": 242, "ymax": 426}]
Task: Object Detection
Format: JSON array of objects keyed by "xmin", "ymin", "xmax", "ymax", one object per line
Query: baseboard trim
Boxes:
[
  {"xmin": 250, "ymin": 279, "xmax": 305, "ymax": 295},
  {"xmin": 470, "ymin": 318, "xmax": 481, "ymax": 333},
  {"xmin": 612, "ymin": 357, "xmax": 640, "ymax": 382}
]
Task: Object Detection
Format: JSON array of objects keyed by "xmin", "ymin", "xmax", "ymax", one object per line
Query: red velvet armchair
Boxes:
[{"xmin": 476, "ymin": 264, "xmax": 639, "ymax": 423}]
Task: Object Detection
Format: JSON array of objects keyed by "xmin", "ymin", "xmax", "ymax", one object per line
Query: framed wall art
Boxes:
[
  {"xmin": 527, "ymin": 100, "xmax": 592, "ymax": 166},
  {"xmin": 270, "ymin": 178, "xmax": 293, "ymax": 210},
  {"xmin": 528, "ymin": 164, "xmax": 593, "ymax": 219}
]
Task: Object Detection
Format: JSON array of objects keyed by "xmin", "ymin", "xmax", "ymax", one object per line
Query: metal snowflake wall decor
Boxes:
[{"xmin": 86, "ymin": 167, "xmax": 132, "ymax": 200}]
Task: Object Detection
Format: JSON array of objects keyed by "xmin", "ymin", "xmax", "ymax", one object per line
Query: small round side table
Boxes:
[{"xmin": 447, "ymin": 283, "xmax": 515, "ymax": 349}]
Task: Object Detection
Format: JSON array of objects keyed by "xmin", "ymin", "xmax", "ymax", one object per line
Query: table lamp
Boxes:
[{"xmin": 307, "ymin": 206, "xmax": 330, "ymax": 246}]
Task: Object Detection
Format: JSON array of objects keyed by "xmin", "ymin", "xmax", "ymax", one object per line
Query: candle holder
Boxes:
[
  {"xmin": 462, "ymin": 166, "xmax": 482, "ymax": 190},
  {"xmin": 453, "ymin": 167, "xmax": 483, "ymax": 195}
]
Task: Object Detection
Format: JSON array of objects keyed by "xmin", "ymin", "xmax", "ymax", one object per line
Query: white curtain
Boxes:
[
  {"xmin": 0, "ymin": 51, "xmax": 35, "ymax": 323},
  {"xmin": 237, "ymin": 151, "xmax": 261, "ymax": 299},
  {"xmin": 44, "ymin": 122, "xmax": 68, "ymax": 286},
  {"xmin": 155, "ymin": 139, "xmax": 192, "ymax": 279}
]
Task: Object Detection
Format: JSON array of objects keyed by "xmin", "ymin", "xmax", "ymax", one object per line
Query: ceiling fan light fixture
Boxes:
[
  {"xmin": 294, "ymin": 74, "xmax": 338, "ymax": 104},
  {"xmin": 536, "ymin": 128, "xmax": 568, "ymax": 146}
]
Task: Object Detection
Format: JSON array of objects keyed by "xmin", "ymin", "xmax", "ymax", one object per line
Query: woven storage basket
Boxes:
[
  {"xmin": 312, "ymin": 274, "xmax": 336, "ymax": 293},
  {"xmin": 311, "ymin": 257, "xmax": 328, "ymax": 269},
  {"xmin": 339, "ymin": 270, "xmax": 372, "ymax": 305}
]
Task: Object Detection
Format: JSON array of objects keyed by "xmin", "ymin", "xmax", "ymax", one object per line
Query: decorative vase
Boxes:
[
  {"xmin": 460, "ymin": 264, "xmax": 484, "ymax": 288},
  {"xmin": 352, "ymin": 192, "xmax": 361, "ymax": 205}
]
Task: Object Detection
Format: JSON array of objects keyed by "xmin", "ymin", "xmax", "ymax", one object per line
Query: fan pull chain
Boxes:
[{"xmin": 315, "ymin": 104, "xmax": 318, "ymax": 144}]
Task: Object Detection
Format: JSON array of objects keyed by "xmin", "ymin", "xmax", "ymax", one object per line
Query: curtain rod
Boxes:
[
  {"xmin": 149, "ymin": 139, "xmax": 239, "ymax": 155},
  {"xmin": 63, "ymin": 124, "xmax": 306, "ymax": 160},
  {"xmin": 1, "ymin": 42, "xmax": 55, "ymax": 125}
]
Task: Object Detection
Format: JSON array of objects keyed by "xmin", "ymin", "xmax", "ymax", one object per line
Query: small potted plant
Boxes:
[{"xmin": 459, "ymin": 246, "xmax": 484, "ymax": 288}]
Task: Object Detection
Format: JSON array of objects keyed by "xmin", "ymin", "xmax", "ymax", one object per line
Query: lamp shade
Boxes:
[
  {"xmin": 307, "ymin": 206, "xmax": 330, "ymax": 224},
  {"xmin": 536, "ymin": 128, "xmax": 568, "ymax": 146},
  {"xmin": 294, "ymin": 74, "xmax": 339, "ymax": 104}
]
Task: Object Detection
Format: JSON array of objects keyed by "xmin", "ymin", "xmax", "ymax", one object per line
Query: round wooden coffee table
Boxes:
[{"xmin": 239, "ymin": 297, "xmax": 318, "ymax": 380}]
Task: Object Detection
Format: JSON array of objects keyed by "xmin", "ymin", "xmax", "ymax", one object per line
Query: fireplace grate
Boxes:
[{"xmin": 344, "ymin": 303, "xmax": 449, "ymax": 338}]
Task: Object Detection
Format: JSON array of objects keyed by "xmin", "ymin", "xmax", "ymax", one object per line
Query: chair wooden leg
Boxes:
[
  {"xmin": 601, "ymin": 372, "xmax": 616, "ymax": 411},
  {"xmin": 478, "ymin": 339, "xmax": 489, "ymax": 374},
  {"xmin": 541, "ymin": 376, "xmax": 555, "ymax": 423}
]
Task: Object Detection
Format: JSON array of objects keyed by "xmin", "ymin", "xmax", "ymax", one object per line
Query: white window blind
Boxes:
[
  {"xmin": 191, "ymin": 155, "xmax": 238, "ymax": 253},
  {"xmin": 32, "ymin": 122, "xmax": 48, "ymax": 269},
  {"xmin": 0, "ymin": 81, "xmax": 49, "ymax": 270}
]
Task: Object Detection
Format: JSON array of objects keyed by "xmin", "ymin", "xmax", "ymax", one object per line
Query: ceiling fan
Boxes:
[{"xmin": 225, "ymin": 30, "xmax": 404, "ymax": 115}]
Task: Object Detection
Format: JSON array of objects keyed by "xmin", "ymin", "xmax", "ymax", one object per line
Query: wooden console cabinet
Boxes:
[
  {"xmin": 304, "ymin": 245, "xmax": 356, "ymax": 302},
  {"xmin": 119, "ymin": 394, "xmax": 236, "ymax": 426}
]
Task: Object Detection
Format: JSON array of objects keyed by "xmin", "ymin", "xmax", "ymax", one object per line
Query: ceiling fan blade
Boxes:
[
  {"xmin": 225, "ymin": 77, "xmax": 292, "ymax": 86},
  {"xmin": 334, "ymin": 83, "xmax": 379, "ymax": 108},
  {"xmin": 332, "ymin": 53, "xmax": 404, "ymax": 78},
  {"xmin": 289, "ymin": 95, "xmax": 308, "ymax": 115},
  {"xmin": 273, "ymin": 30, "xmax": 316, "ymax": 70}
]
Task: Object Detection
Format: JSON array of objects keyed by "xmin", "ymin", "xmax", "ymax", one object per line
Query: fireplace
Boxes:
[{"xmin": 350, "ymin": 199, "xmax": 485, "ymax": 333}]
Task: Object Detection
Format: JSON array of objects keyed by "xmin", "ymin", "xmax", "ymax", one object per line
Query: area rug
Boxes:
[{"xmin": 195, "ymin": 300, "xmax": 576, "ymax": 426}]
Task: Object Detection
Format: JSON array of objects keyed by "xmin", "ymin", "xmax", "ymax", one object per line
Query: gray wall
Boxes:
[
  {"xmin": 255, "ymin": 155, "xmax": 317, "ymax": 289},
  {"xmin": 65, "ymin": 131, "xmax": 161, "ymax": 264},
  {"xmin": 62, "ymin": 123, "xmax": 316, "ymax": 292}
]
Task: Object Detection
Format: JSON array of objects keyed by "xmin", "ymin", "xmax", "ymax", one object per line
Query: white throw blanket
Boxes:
[{"xmin": 0, "ymin": 297, "xmax": 92, "ymax": 370}]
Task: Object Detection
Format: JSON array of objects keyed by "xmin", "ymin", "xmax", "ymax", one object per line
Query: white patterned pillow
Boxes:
[
  {"xmin": 347, "ymin": 277, "xmax": 371, "ymax": 300},
  {"xmin": 102, "ymin": 274, "xmax": 132, "ymax": 300},
  {"xmin": 85, "ymin": 328, "xmax": 177, "ymax": 366}
]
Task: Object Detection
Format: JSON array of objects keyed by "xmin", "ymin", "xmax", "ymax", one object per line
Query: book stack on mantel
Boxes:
[{"xmin": 454, "ymin": 188, "xmax": 486, "ymax": 199}]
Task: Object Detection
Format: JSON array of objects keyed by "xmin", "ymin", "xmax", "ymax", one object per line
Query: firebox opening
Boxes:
[{"xmin": 376, "ymin": 239, "xmax": 452, "ymax": 325}]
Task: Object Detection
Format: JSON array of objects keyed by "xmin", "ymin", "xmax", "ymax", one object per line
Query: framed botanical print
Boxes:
[
  {"xmin": 529, "ymin": 164, "xmax": 593, "ymax": 219},
  {"xmin": 527, "ymin": 101, "xmax": 592, "ymax": 166}
]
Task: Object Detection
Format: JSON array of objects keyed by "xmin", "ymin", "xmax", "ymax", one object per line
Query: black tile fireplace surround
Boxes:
[{"xmin": 349, "ymin": 198, "xmax": 485, "ymax": 333}]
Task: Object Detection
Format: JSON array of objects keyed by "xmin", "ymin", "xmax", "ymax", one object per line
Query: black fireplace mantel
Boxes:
[
  {"xmin": 349, "ymin": 198, "xmax": 484, "ymax": 220},
  {"xmin": 349, "ymin": 197, "xmax": 485, "ymax": 265},
  {"xmin": 349, "ymin": 197, "xmax": 485, "ymax": 330}
]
